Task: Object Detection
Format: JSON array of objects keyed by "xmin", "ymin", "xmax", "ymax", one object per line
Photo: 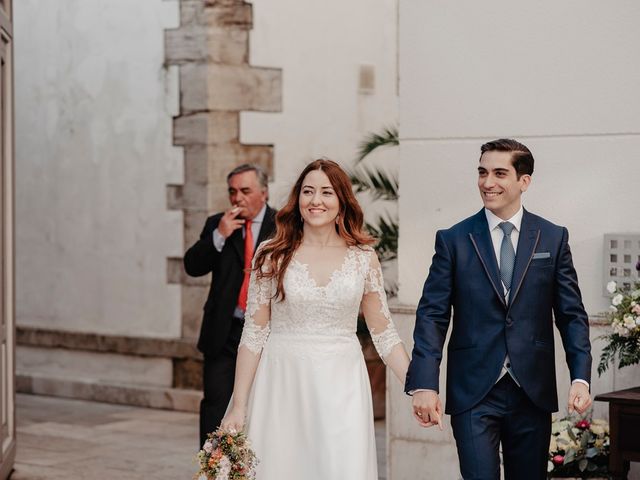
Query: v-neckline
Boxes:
[{"xmin": 292, "ymin": 246, "xmax": 354, "ymax": 289}]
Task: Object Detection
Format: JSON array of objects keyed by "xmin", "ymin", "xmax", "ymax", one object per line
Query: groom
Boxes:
[{"xmin": 406, "ymin": 139, "xmax": 592, "ymax": 479}]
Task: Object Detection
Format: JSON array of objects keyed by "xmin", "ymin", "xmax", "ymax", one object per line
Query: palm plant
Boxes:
[{"xmin": 350, "ymin": 126, "xmax": 399, "ymax": 266}]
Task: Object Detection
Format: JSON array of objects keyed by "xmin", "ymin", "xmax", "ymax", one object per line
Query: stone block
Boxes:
[
  {"xmin": 173, "ymin": 112, "xmax": 239, "ymax": 146},
  {"xmin": 173, "ymin": 357, "xmax": 203, "ymax": 390},
  {"xmin": 17, "ymin": 373, "xmax": 202, "ymax": 412},
  {"xmin": 16, "ymin": 326, "xmax": 199, "ymax": 359},
  {"xmin": 17, "ymin": 346, "xmax": 173, "ymax": 388},
  {"xmin": 180, "ymin": 64, "xmax": 282, "ymax": 113},
  {"xmin": 165, "ymin": 27, "xmax": 248, "ymax": 65},
  {"xmin": 183, "ymin": 145, "xmax": 211, "ymax": 185},
  {"xmin": 180, "ymin": 181, "xmax": 209, "ymax": 211},
  {"xmin": 388, "ymin": 438, "xmax": 461, "ymax": 480},
  {"xmin": 184, "ymin": 210, "xmax": 209, "ymax": 247},
  {"xmin": 166, "ymin": 184, "xmax": 183, "ymax": 210},
  {"xmin": 202, "ymin": 4, "xmax": 253, "ymax": 29},
  {"xmin": 181, "ymin": 284, "xmax": 209, "ymax": 339}
]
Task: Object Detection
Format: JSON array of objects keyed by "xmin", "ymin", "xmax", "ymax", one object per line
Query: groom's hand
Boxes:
[
  {"xmin": 568, "ymin": 382, "xmax": 592, "ymax": 414},
  {"xmin": 412, "ymin": 390, "xmax": 444, "ymax": 430}
]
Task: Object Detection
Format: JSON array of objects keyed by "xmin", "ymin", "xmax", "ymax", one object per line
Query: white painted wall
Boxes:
[
  {"xmin": 398, "ymin": 0, "xmax": 640, "ymax": 312},
  {"xmin": 14, "ymin": 0, "xmax": 183, "ymax": 337},
  {"xmin": 242, "ymin": 0, "xmax": 399, "ymax": 208},
  {"xmin": 393, "ymin": 1, "xmax": 640, "ymax": 478}
]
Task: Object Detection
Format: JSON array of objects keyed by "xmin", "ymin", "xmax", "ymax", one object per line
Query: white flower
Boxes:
[
  {"xmin": 610, "ymin": 305, "xmax": 618, "ymax": 312},
  {"xmin": 590, "ymin": 425, "xmax": 605, "ymax": 436},
  {"xmin": 607, "ymin": 281, "xmax": 617, "ymax": 294},
  {"xmin": 215, "ymin": 455, "xmax": 232, "ymax": 480},
  {"xmin": 612, "ymin": 294, "xmax": 624, "ymax": 306},
  {"xmin": 632, "ymin": 289, "xmax": 640, "ymax": 299},
  {"xmin": 624, "ymin": 315, "xmax": 636, "ymax": 329},
  {"xmin": 203, "ymin": 441, "xmax": 213, "ymax": 453}
]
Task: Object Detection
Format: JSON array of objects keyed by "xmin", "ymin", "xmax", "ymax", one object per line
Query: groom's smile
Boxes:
[{"xmin": 478, "ymin": 150, "xmax": 531, "ymax": 220}]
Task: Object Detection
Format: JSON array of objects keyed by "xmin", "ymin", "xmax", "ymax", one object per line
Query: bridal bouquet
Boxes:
[
  {"xmin": 195, "ymin": 428, "xmax": 258, "ymax": 480},
  {"xmin": 597, "ymin": 269, "xmax": 640, "ymax": 375},
  {"xmin": 547, "ymin": 414, "xmax": 609, "ymax": 478}
]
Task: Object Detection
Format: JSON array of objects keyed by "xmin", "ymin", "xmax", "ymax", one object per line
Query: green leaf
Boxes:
[
  {"xmin": 355, "ymin": 126, "xmax": 399, "ymax": 164},
  {"xmin": 350, "ymin": 165, "xmax": 398, "ymax": 201},
  {"xmin": 365, "ymin": 214, "xmax": 399, "ymax": 262},
  {"xmin": 564, "ymin": 449, "xmax": 576, "ymax": 464},
  {"xmin": 585, "ymin": 447, "xmax": 599, "ymax": 458},
  {"xmin": 578, "ymin": 458, "xmax": 588, "ymax": 472}
]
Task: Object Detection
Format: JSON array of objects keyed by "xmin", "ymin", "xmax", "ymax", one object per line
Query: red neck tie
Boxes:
[{"xmin": 237, "ymin": 219, "xmax": 254, "ymax": 312}]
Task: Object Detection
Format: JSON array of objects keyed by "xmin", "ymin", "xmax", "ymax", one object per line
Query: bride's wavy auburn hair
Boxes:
[{"xmin": 254, "ymin": 159, "xmax": 374, "ymax": 301}]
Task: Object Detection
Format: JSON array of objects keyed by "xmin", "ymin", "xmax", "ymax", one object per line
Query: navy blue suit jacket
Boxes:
[{"xmin": 405, "ymin": 209, "xmax": 592, "ymax": 414}]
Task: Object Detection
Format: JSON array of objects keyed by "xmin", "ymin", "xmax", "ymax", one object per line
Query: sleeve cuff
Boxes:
[
  {"xmin": 572, "ymin": 378, "xmax": 590, "ymax": 389},
  {"xmin": 212, "ymin": 228, "xmax": 225, "ymax": 252},
  {"xmin": 408, "ymin": 389, "xmax": 438, "ymax": 396}
]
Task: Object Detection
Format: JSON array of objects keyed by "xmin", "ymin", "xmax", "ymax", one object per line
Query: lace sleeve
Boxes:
[
  {"xmin": 361, "ymin": 249, "xmax": 402, "ymax": 361},
  {"xmin": 239, "ymin": 246, "xmax": 272, "ymax": 355}
]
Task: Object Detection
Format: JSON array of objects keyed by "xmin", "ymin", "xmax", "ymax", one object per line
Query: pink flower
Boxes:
[
  {"xmin": 552, "ymin": 454, "xmax": 564, "ymax": 465},
  {"xmin": 632, "ymin": 304, "xmax": 640, "ymax": 315},
  {"xmin": 576, "ymin": 419, "xmax": 590, "ymax": 429},
  {"xmin": 203, "ymin": 441, "xmax": 213, "ymax": 453}
]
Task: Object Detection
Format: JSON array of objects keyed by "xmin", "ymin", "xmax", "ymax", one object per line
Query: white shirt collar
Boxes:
[
  {"xmin": 485, "ymin": 205, "xmax": 524, "ymax": 232},
  {"xmin": 252, "ymin": 203, "xmax": 267, "ymax": 223}
]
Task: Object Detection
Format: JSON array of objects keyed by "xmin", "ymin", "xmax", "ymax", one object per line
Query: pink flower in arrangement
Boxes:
[
  {"xmin": 552, "ymin": 454, "xmax": 564, "ymax": 465},
  {"xmin": 575, "ymin": 419, "xmax": 590, "ymax": 429},
  {"xmin": 632, "ymin": 304, "xmax": 640, "ymax": 315},
  {"xmin": 203, "ymin": 441, "xmax": 213, "ymax": 453}
]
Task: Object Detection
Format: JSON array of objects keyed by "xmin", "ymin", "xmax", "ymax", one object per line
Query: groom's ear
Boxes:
[{"xmin": 519, "ymin": 174, "xmax": 532, "ymax": 193}]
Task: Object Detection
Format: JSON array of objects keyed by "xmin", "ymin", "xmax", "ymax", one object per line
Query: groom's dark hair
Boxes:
[{"xmin": 480, "ymin": 139, "xmax": 534, "ymax": 178}]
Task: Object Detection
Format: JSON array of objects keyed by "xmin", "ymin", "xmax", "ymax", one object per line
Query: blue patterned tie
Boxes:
[{"xmin": 499, "ymin": 222, "xmax": 516, "ymax": 293}]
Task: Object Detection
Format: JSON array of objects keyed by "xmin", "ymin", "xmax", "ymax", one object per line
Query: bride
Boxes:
[{"xmin": 221, "ymin": 159, "xmax": 410, "ymax": 478}]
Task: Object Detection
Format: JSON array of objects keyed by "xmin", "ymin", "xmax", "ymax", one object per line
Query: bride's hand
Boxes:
[{"xmin": 221, "ymin": 406, "xmax": 246, "ymax": 433}]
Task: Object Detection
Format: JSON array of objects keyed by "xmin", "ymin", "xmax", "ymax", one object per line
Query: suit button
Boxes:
[{"xmin": 506, "ymin": 317, "xmax": 513, "ymax": 326}]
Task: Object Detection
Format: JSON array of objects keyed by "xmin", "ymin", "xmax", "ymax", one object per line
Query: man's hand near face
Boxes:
[{"xmin": 218, "ymin": 206, "xmax": 246, "ymax": 239}]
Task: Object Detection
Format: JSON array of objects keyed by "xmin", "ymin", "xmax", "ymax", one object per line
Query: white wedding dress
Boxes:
[{"xmin": 238, "ymin": 244, "xmax": 401, "ymax": 479}]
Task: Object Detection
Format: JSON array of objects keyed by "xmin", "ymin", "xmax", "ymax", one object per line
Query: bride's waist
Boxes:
[{"xmin": 267, "ymin": 330, "xmax": 358, "ymax": 343}]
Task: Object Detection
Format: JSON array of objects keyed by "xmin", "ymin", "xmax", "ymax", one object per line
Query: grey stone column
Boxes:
[{"xmin": 164, "ymin": 0, "xmax": 282, "ymax": 339}]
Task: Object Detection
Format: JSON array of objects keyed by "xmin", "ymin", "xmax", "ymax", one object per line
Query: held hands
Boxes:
[
  {"xmin": 568, "ymin": 382, "xmax": 592, "ymax": 414},
  {"xmin": 218, "ymin": 206, "xmax": 245, "ymax": 239},
  {"xmin": 220, "ymin": 405, "xmax": 246, "ymax": 433},
  {"xmin": 412, "ymin": 390, "xmax": 444, "ymax": 430}
]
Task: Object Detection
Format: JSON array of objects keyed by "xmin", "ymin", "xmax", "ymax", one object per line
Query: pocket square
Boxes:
[{"xmin": 532, "ymin": 252, "xmax": 551, "ymax": 259}]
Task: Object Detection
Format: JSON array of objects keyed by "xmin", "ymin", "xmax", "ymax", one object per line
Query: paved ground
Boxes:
[{"xmin": 12, "ymin": 394, "xmax": 386, "ymax": 479}]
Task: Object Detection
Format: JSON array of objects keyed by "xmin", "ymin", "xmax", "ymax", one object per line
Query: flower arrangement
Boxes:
[
  {"xmin": 547, "ymin": 413, "xmax": 609, "ymax": 478},
  {"xmin": 195, "ymin": 428, "xmax": 258, "ymax": 480},
  {"xmin": 597, "ymin": 262, "xmax": 640, "ymax": 375}
]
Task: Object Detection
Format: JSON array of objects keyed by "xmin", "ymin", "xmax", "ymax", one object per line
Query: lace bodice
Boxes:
[{"xmin": 239, "ymin": 244, "xmax": 402, "ymax": 361}]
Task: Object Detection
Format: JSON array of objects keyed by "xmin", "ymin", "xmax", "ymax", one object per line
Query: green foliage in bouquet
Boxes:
[
  {"xmin": 547, "ymin": 413, "xmax": 609, "ymax": 478},
  {"xmin": 195, "ymin": 428, "xmax": 258, "ymax": 480},
  {"xmin": 597, "ymin": 278, "xmax": 640, "ymax": 376}
]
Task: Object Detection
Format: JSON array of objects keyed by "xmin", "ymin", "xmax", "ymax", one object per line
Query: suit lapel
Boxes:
[
  {"xmin": 256, "ymin": 205, "xmax": 275, "ymax": 245},
  {"xmin": 468, "ymin": 210, "xmax": 506, "ymax": 308},
  {"xmin": 508, "ymin": 209, "xmax": 540, "ymax": 307}
]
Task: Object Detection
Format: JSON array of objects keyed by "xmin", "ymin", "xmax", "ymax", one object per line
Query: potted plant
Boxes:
[{"xmin": 597, "ymin": 260, "xmax": 640, "ymax": 375}]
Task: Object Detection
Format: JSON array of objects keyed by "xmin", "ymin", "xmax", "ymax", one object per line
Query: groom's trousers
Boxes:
[
  {"xmin": 200, "ymin": 318, "xmax": 243, "ymax": 447},
  {"xmin": 451, "ymin": 375, "xmax": 551, "ymax": 480}
]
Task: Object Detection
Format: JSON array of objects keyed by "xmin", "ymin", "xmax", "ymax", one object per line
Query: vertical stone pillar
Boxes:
[{"xmin": 164, "ymin": 0, "xmax": 282, "ymax": 339}]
